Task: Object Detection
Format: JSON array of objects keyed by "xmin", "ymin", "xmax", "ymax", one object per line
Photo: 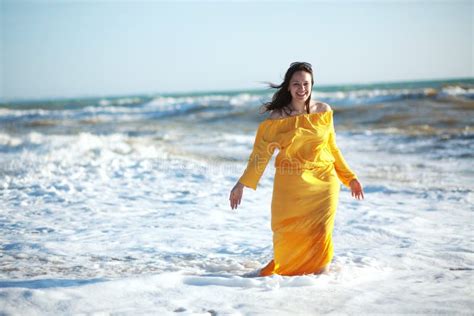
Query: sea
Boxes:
[{"xmin": 0, "ymin": 79, "xmax": 473, "ymax": 314}]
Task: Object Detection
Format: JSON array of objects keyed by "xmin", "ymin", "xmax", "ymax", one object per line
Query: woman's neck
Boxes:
[{"xmin": 290, "ymin": 101, "xmax": 306, "ymax": 113}]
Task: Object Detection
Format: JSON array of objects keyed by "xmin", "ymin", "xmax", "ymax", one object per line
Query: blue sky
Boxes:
[{"xmin": 1, "ymin": 0, "xmax": 472, "ymax": 100}]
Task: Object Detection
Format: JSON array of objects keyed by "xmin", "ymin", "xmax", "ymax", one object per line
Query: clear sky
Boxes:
[{"xmin": 1, "ymin": 0, "xmax": 472, "ymax": 100}]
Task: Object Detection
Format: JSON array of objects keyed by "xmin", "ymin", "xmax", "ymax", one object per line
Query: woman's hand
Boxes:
[
  {"xmin": 229, "ymin": 182, "xmax": 244, "ymax": 210},
  {"xmin": 349, "ymin": 179, "xmax": 364, "ymax": 200}
]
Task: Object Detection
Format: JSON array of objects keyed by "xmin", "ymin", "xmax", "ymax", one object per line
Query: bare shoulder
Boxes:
[
  {"xmin": 268, "ymin": 109, "xmax": 284, "ymax": 120},
  {"xmin": 311, "ymin": 101, "xmax": 332, "ymax": 113}
]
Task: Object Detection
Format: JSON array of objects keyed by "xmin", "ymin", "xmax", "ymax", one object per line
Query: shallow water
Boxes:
[{"xmin": 1, "ymin": 81, "xmax": 473, "ymax": 314}]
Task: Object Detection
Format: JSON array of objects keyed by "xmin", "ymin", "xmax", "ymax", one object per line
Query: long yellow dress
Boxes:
[{"xmin": 238, "ymin": 110, "xmax": 358, "ymax": 276}]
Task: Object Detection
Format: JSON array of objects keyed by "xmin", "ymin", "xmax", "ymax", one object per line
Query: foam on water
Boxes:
[{"xmin": 1, "ymin": 84, "xmax": 473, "ymax": 314}]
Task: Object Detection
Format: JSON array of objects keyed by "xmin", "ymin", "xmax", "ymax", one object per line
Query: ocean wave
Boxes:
[
  {"xmin": 314, "ymin": 87, "xmax": 438, "ymax": 106},
  {"xmin": 0, "ymin": 83, "xmax": 472, "ymax": 142}
]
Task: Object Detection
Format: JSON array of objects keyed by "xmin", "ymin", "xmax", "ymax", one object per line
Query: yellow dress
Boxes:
[{"xmin": 238, "ymin": 110, "xmax": 358, "ymax": 276}]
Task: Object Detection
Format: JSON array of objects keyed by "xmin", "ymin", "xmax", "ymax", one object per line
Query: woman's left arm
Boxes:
[{"xmin": 326, "ymin": 106, "xmax": 364, "ymax": 200}]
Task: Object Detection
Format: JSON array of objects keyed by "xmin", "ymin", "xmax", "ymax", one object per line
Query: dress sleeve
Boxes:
[
  {"xmin": 328, "ymin": 121, "xmax": 358, "ymax": 188},
  {"xmin": 238, "ymin": 122, "xmax": 276, "ymax": 190}
]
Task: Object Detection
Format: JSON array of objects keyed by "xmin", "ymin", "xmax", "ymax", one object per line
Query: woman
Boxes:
[{"xmin": 229, "ymin": 62, "xmax": 364, "ymax": 276}]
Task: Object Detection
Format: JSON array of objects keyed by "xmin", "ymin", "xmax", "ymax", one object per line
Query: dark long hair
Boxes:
[{"xmin": 261, "ymin": 62, "xmax": 314, "ymax": 116}]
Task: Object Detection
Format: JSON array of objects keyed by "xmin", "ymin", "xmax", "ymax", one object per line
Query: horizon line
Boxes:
[{"xmin": 1, "ymin": 76, "xmax": 473, "ymax": 104}]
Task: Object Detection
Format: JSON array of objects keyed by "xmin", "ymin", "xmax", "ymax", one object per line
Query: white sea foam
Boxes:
[
  {"xmin": 314, "ymin": 87, "xmax": 440, "ymax": 105},
  {"xmin": 0, "ymin": 92, "xmax": 473, "ymax": 314},
  {"xmin": 440, "ymin": 85, "xmax": 474, "ymax": 97}
]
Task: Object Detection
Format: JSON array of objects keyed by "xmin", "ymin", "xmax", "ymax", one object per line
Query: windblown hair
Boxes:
[{"xmin": 260, "ymin": 62, "xmax": 314, "ymax": 116}]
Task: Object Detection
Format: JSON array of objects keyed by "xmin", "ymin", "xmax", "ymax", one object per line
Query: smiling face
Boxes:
[{"xmin": 288, "ymin": 70, "xmax": 312, "ymax": 104}]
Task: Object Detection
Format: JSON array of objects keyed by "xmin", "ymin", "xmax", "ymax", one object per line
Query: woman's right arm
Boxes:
[
  {"xmin": 237, "ymin": 122, "xmax": 276, "ymax": 190},
  {"xmin": 229, "ymin": 122, "xmax": 276, "ymax": 209}
]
